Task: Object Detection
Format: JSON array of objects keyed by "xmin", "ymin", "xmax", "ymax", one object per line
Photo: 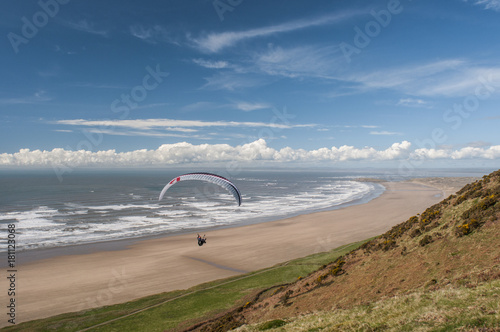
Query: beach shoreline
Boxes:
[
  {"xmin": 3, "ymin": 178, "xmax": 471, "ymax": 326},
  {"xmin": 7, "ymin": 182, "xmax": 386, "ymax": 267}
]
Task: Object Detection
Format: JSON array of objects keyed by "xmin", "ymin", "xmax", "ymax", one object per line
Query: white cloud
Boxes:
[
  {"xmin": 254, "ymin": 44, "xmax": 343, "ymax": 79},
  {"xmin": 332, "ymin": 125, "xmax": 379, "ymax": 129},
  {"xmin": 226, "ymin": 50, "xmax": 500, "ymax": 97},
  {"xmin": 2, "ymin": 140, "xmax": 500, "ymax": 167},
  {"xmin": 87, "ymin": 128, "xmax": 203, "ymax": 138},
  {"xmin": 397, "ymin": 98, "xmax": 430, "ymax": 108},
  {"xmin": 351, "ymin": 59, "xmax": 463, "ymax": 93},
  {"xmin": 234, "ymin": 102, "xmax": 271, "ymax": 112},
  {"xmin": 191, "ymin": 12, "xmax": 358, "ymax": 53},
  {"xmin": 130, "ymin": 25, "xmax": 153, "ymax": 41},
  {"xmin": 370, "ymin": 131, "xmax": 403, "ymax": 136},
  {"xmin": 192, "ymin": 44, "xmax": 345, "ymax": 89},
  {"xmin": 469, "ymin": 0, "xmax": 500, "ymax": 11},
  {"xmin": 56, "ymin": 118, "xmax": 316, "ymax": 131},
  {"xmin": 451, "ymin": 145, "xmax": 500, "ymax": 159},
  {"xmin": 349, "ymin": 59, "xmax": 500, "ymax": 97},
  {"xmin": 412, "ymin": 145, "xmax": 500, "ymax": 160},
  {"xmin": 192, "ymin": 58, "xmax": 229, "ymax": 69}
]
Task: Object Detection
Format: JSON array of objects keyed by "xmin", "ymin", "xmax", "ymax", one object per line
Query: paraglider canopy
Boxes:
[{"xmin": 158, "ymin": 172, "xmax": 242, "ymax": 206}]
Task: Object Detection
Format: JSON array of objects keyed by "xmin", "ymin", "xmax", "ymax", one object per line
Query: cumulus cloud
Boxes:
[
  {"xmin": 411, "ymin": 145, "xmax": 500, "ymax": 160},
  {"xmin": 0, "ymin": 139, "xmax": 394, "ymax": 167},
  {"xmin": 2, "ymin": 140, "xmax": 499, "ymax": 168}
]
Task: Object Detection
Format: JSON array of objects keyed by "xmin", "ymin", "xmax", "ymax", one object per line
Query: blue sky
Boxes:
[{"xmin": 1, "ymin": 0, "xmax": 500, "ymax": 168}]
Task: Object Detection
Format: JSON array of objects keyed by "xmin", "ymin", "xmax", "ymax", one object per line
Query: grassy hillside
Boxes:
[
  {"xmin": 3, "ymin": 239, "xmax": 368, "ymax": 331},
  {"xmin": 196, "ymin": 170, "xmax": 500, "ymax": 331}
]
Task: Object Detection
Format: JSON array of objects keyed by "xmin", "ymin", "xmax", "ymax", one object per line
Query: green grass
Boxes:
[
  {"xmin": 236, "ymin": 279, "xmax": 500, "ymax": 332},
  {"xmin": 3, "ymin": 240, "xmax": 368, "ymax": 332}
]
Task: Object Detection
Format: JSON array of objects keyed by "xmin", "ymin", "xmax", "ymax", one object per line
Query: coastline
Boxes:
[
  {"xmin": 6, "ymin": 179, "xmax": 467, "ymax": 326},
  {"xmin": 7, "ymin": 182, "xmax": 386, "ymax": 267}
]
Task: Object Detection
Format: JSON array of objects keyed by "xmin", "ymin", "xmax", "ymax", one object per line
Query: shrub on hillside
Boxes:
[
  {"xmin": 258, "ymin": 319, "xmax": 287, "ymax": 330},
  {"xmin": 419, "ymin": 234, "xmax": 433, "ymax": 247}
]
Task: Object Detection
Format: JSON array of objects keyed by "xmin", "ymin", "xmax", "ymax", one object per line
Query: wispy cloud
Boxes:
[
  {"xmin": 397, "ymin": 98, "xmax": 431, "ymax": 108},
  {"xmin": 370, "ymin": 131, "xmax": 403, "ymax": 136},
  {"xmin": 192, "ymin": 58, "xmax": 230, "ymax": 69},
  {"xmin": 191, "ymin": 12, "xmax": 360, "ymax": 53},
  {"xmin": 56, "ymin": 118, "xmax": 316, "ymax": 131},
  {"xmin": 196, "ymin": 44, "xmax": 345, "ymax": 90},
  {"xmin": 129, "ymin": 24, "xmax": 179, "ymax": 44},
  {"xmin": 351, "ymin": 59, "xmax": 464, "ymax": 91},
  {"xmin": 87, "ymin": 128, "xmax": 205, "ymax": 139},
  {"xmin": 346, "ymin": 59, "xmax": 500, "ymax": 97},
  {"xmin": 468, "ymin": 0, "xmax": 500, "ymax": 11},
  {"xmin": 467, "ymin": 140, "xmax": 491, "ymax": 148},
  {"xmin": 254, "ymin": 44, "xmax": 343, "ymax": 79},
  {"xmin": 234, "ymin": 101, "xmax": 271, "ymax": 112},
  {"xmin": 0, "ymin": 90, "xmax": 52, "ymax": 105},
  {"xmin": 333, "ymin": 125, "xmax": 380, "ymax": 129},
  {"xmin": 61, "ymin": 19, "xmax": 109, "ymax": 37}
]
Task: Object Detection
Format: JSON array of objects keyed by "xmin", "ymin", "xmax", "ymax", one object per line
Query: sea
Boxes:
[{"xmin": 0, "ymin": 168, "xmax": 492, "ymax": 254}]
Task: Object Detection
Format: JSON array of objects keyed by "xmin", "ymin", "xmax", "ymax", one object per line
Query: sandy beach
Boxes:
[{"xmin": 5, "ymin": 180, "xmax": 468, "ymax": 326}]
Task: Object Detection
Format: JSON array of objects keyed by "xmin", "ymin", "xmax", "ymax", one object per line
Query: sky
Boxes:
[{"xmin": 1, "ymin": 0, "xmax": 500, "ymax": 170}]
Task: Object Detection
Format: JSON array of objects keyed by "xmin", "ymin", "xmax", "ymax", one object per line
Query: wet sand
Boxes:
[{"xmin": 4, "ymin": 180, "xmax": 465, "ymax": 326}]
